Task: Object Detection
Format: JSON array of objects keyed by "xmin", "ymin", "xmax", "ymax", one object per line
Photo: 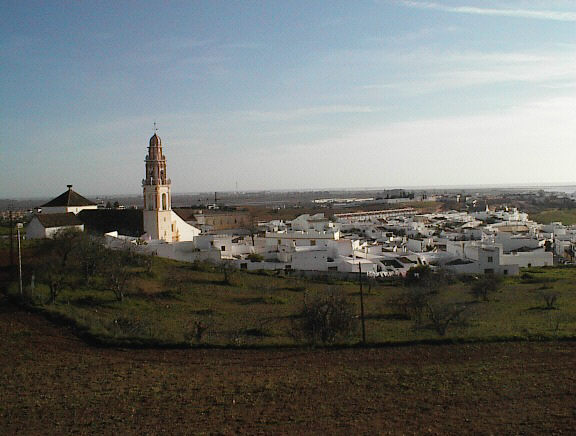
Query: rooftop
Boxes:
[
  {"xmin": 35, "ymin": 213, "xmax": 83, "ymax": 228},
  {"xmin": 41, "ymin": 186, "xmax": 96, "ymax": 208}
]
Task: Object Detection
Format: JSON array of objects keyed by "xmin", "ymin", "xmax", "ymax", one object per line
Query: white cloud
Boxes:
[
  {"xmin": 402, "ymin": 1, "xmax": 576, "ymax": 22},
  {"xmin": 190, "ymin": 94, "xmax": 576, "ymax": 190},
  {"xmin": 359, "ymin": 49, "xmax": 576, "ymax": 95},
  {"xmin": 240, "ymin": 105, "xmax": 377, "ymax": 122}
]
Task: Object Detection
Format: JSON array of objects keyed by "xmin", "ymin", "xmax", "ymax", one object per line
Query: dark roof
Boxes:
[
  {"xmin": 35, "ymin": 213, "xmax": 83, "ymax": 228},
  {"xmin": 78, "ymin": 209, "xmax": 143, "ymax": 237},
  {"xmin": 41, "ymin": 187, "xmax": 96, "ymax": 207},
  {"xmin": 173, "ymin": 208, "xmax": 197, "ymax": 221}
]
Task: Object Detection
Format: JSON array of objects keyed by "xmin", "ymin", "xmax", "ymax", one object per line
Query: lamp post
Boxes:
[{"xmin": 17, "ymin": 223, "xmax": 23, "ymax": 296}]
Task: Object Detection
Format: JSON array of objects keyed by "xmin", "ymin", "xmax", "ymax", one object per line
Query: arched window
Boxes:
[{"xmin": 162, "ymin": 193, "xmax": 167, "ymax": 210}]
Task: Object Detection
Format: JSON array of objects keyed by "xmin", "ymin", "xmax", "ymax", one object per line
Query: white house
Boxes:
[{"xmin": 26, "ymin": 213, "xmax": 84, "ymax": 239}]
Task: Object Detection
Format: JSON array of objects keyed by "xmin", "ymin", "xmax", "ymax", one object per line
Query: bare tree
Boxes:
[
  {"xmin": 41, "ymin": 228, "xmax": 82, "ymax": 268},
  {"xmin": 291, "ymin": 289, "xmax": 356, "ymax": 345},
  {"xmin": 216, "ymin": 260, "xmax": 236, "ymax": 285},
  {"xmin": 76, "ymin": 234, "xmax": 105, "ymax": 285},
  {"xmin": 184, "ymin": 317, "xmax": 213, "ymax": 344},
  {"xmin": 426, "ymin": 302, "xmax": 468, "ymax": 336},
  {"xmin": 36, "ymin": 261, "xmax": 66, "ymax": 304},
  {"xmin": 471, "ymin": 275, "xmax": 502, "ymax": 302},
  {"xmin": 538, "ymin": 291, "xmax": 559, "ymax": 310},
  {"xmin": 105, "ymin": 252, "xmax": 132, "ymax": 302},
  {"xmin": 388, "ymin": 286, "xmax": 434, "ymax": 330}
]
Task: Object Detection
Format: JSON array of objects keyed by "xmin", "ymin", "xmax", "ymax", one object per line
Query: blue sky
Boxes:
[{"xmin": 1, "ymin": 1, "xmax": 575, "ymax": 198}]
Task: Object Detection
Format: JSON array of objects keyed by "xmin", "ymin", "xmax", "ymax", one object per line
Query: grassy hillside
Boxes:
[
  {"xmin": 530, "ymin": 208, "xmax": 576, "ymax": 225},
  {"xmin": 4, "ymin": 245, "xmax": 576, "ymax": 347}
]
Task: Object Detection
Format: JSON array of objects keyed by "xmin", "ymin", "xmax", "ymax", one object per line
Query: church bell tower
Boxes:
[{"xmin": 142, "ymin": 127, "xmax": 173, "ymax": 241}]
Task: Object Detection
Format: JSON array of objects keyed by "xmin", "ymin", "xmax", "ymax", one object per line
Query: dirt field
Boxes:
[{"xmin": 1, "ymin": 298, "xmax": 575, "ymax": 435}]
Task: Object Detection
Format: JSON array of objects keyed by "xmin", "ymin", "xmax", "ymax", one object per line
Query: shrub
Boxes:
[
  {"xmin": 470, "ymin": 275, "xmax": 502, "ymax": 301},
  {"xmin": 247, "ymin": 253, "xmax": 264, "ymax": 262},
  {"xmin": 426, "ymin": 302, "xmax": 469, "ymax": 336},
  {"xmin": 291, "ymin": 290, "xmax": 356, "ymax": 345},
  {"xmin": 538, "ymin": 291, "xmax": 559, "ymax": 310}
]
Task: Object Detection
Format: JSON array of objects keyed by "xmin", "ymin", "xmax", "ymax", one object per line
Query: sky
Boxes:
[{"xmin": 1, "ymin": 0, "xmax": 575, "ymax": 198}]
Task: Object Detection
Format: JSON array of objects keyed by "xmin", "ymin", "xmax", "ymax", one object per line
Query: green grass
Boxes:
[
  {"xmin": 5, "ymin": 253, "xmax": 576, "ymax": 347},
  {"xmin": 530, "ymin": 208, "xmax": 576, "ymax": 225}
]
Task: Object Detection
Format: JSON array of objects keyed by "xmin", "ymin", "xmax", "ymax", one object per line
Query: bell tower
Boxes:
[{"xmin": 142, "ymin": 126, "xmax": 173, "ymax": 241}]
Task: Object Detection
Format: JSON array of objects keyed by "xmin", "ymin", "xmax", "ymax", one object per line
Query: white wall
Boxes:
[
  {"xmin": 171, "ymin": 210, "xmax": 201, "ymax": 242},
  {"xmin": 26, "ymin": 217, "xmax": 84, "ymax": 239}
]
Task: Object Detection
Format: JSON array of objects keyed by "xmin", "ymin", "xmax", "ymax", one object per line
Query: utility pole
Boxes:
[
  {"xmin": 9, "ymin": 211, "xmax": 14, "ymax": 275},
  {"xmin": 358, "ymin": 262, "xmax": 366, "ymax": 344},
  {"xmin": 17, "ymin": 223, "xmax": 23, "ymax": 296}
]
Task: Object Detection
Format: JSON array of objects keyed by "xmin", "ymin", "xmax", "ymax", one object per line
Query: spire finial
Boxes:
[{"xmin": 153, "ymin": 121, "xmax": 158, "ymax": 134}]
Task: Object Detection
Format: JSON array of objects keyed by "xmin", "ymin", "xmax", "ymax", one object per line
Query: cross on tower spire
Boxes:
[{"xmin": 153, "ymin": 121, "xmax": 158, "ymax": 133}]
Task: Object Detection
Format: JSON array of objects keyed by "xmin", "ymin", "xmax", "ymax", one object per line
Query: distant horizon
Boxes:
[{"xmin": 4, "ymin": 181, "xmax": 576, "ymax": 202}]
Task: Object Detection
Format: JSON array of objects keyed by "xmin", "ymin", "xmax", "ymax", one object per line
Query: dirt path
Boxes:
[{"xmin": 1, "ymin": 299, "xmax": 575, "ymax": 435}]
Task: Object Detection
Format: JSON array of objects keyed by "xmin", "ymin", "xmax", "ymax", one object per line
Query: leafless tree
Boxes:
[
  {"xmin": 426, "ymin": 302, "xmax": 468, "ymax": 336},
  {"xmin": 76, "ymin": 234, "xmax": 106, "ymax": 285},
  {"xmin": 539, "ymin": 291, "xmax": 559, "ymax": 310},
  {"xmin": 216, "ymin": 260, "xmax": 237, "ymax": 285},
  {"xmin": 471, "ymin": 275, "xmax": 502, "ymax": 302},
  {"xmin": 291, "ymin": 289, "xmax": 356, "ymax": 345},
  {"xmin": 105, "ymin": 253, "xmax": 132, "ymax": 302}
]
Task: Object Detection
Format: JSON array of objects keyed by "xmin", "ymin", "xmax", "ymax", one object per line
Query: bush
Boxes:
[
  {"xmin": 470, "ymin": 275, "xmax": 502, "ymax": 301},
  {"xmin": 291, "ymin": 290, "xmax": 356, "ymax": 345},
  {"xmin": 247, "ymin": 253, "xmax": 264, "ymax": 262}
]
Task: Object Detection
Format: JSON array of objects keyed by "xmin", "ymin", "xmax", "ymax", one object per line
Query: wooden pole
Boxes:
[
  {"xmin": 359, "ymin": 262, "xmax": 366, "ymax": 344},
  {"xmin": 9, "ymin": 211, "xmax": 14, "ymax": 271}
]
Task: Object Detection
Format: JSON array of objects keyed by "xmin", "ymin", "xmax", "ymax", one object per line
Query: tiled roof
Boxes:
[
  {"xmin": 41, "ymin": 187, "xmax": 96, "ymax": 207},
  {"xmin": 35, "ymin": 213, "xmax": 83, "ymax": 228}
]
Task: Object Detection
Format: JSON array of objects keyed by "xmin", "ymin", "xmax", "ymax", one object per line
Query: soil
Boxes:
[{"xmin": 1, "ymin": 297, "xmax": 575, "ymax": 435}]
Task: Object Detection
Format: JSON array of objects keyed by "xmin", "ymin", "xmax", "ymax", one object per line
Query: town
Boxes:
[
  {"xmin": 17, "ymin": 131, "xmax": 576, "ymax": 279},
  {"xmin": 3, "ymin": 1, "xmax": 576, "ymax": 434}
]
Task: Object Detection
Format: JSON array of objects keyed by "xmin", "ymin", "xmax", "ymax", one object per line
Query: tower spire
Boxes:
[{"xmin": 153, "ymin": 121, "xmax": 158, "ymax": 134}]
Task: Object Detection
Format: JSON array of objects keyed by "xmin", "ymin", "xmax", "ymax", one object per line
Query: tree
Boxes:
[
  {"xmin": 292, "ymin": 290, "xmax": 356, "ymax": 345},
  {"xmin": 247, "ymin": 253, "xmax": 263, "ymax": 262},
  {"xmin": 43, "ymin": 228, "xmax": 82, "ymax": 267},
  {"xmin": 388, "ymin": 286, "xmax": 434, "ymax": 330},
  {"xmin": 538, "ymin": 291, "xmax": 559, "ymax": 310},
  {"xmin": 107, "ymin": 263, "xmax": 131, "ymax": 302},
  {"xmin": 104, "ymin": 252, "xmax": 132, "ymax": 302},
  {"xmin": 216, "ymin": 260, "xmax": 236, "ymax": 285},
  {"xmin": 470, "ymin": 275, "xmax": 502, "ymax": 302},
  {"xmin": 405, "ymin": 265, "xmax": 433, "ymax": 287},
  {"xmin": 76, "ymin": 234, "xmax": 106, "ymax": 285},
  {"xmin": 36, "ymin": 259, "xmax": 66, "ymax": 304},
  {"xmin": 426, "ymin": 302, "xmax": 468, "ymax": 336}
]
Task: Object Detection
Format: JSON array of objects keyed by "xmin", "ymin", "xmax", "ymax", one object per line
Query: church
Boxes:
[{"xmin": 141, "ymin": 131, "xmax": 200, "ymax": 242}]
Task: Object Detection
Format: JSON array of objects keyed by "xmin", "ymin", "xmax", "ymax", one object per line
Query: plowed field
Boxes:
[{"xmin": 1, "ymin": 298, "xmax": 575, "ymax": 435}]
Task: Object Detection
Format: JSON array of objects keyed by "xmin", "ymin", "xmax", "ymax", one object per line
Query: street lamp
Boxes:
[{"xmin": 17, "ymin": 223, "xmax": 23, "ymax": 296}]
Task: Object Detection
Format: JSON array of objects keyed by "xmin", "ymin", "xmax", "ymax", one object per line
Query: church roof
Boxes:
[
  {"xmin": 41, "ymin": 186, "xmax": 96, "ymax": 208},
  {"xmin": 78, "ymin": 209, "xmax": 144, "ymax": 237},
  {"xmin": 35, "ymin": 213, "xmax": 83, "ymax": 228}
]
